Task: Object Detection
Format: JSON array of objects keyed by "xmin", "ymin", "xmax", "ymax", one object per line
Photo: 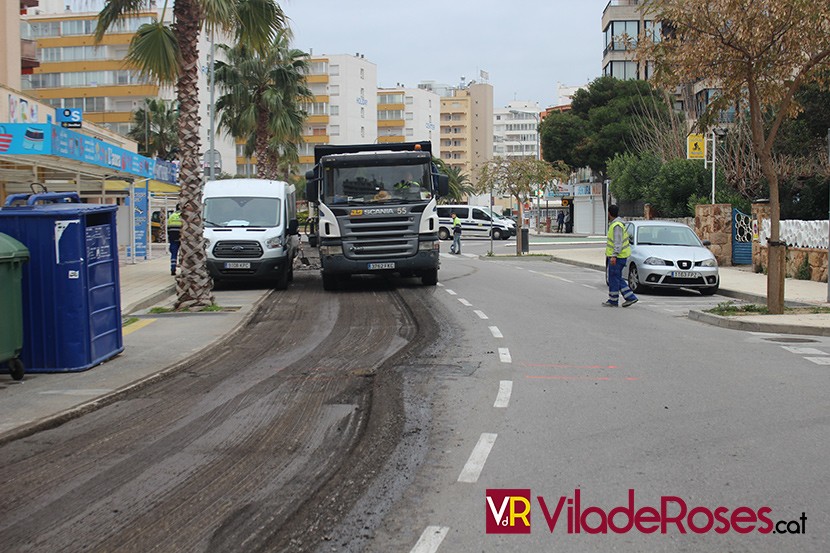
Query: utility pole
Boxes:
[
  {"xmin": 208, "ymin": 29, "xmax": 217, "ymax": 180},
  {"xmin": 826, "ymin": 128, "xmax": 829, "ymax": 302}
]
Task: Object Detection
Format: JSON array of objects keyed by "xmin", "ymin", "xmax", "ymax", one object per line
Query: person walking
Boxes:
[
  {"xmin": 603, "ymin": 204, "xmax": 638, "ymax": 307},
  {"xmin": 556, "ymin": 210, "xmax": 565, "ymax": 233},
  {"xmin": 450, "ymin": 211, "xmax": 462, "ymax": 254},
  {"xmin": 167, "ymin": 205, "xmax": 182, "ymax": 276}
]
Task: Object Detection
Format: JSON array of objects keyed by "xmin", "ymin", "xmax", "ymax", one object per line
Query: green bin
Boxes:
[{"xmin": 0, "ymin": 232, "xmax": 29, "ymax": 380}]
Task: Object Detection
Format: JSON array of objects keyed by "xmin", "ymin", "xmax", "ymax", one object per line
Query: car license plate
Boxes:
[
  {"xmin": 368, "ymin": 262, "xmax": 395, "ymax": 270},
  {"xmin": 224, "ymin": 262, "xmax": 251, "ymax": 269},
  {"xmin": 671, "ymin": 271, "xmax": 699, "ymax": 278}
]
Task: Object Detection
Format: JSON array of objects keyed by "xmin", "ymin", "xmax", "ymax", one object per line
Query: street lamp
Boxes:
[{"xmin": 707, "ymin": 128, "xmax": 728, "ymax": 204}]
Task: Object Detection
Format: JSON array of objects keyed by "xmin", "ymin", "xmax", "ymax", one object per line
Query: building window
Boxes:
[
  {"xmin": 330, "ymin": 125, "xmax": 340, "ymax": 136},
  {"xmin": 360, "ymin": 107, "xmax": 365, "ymax": 118},
  {"xmin": 405, "ymin": 112, "xmax": 413, "ymax": 120},
  {"xmin": 644, "ymin": 20, "xmax": 662, "ymax": 43},
  {"xmin": 604, "ymin": 20, "xmax": 639, "ymax": 52},
  {"xmin": 604, "ymin": 60, "xmax": 638, "ymax": 80},
  {"xmin": 329, "ymin": 84, "xmax": 339, "ymax": 96},
  {"xmin": 378, "ymin": 93, "xmax": 404, "ymax": 104},
  {"xmin": 360, "ymin": 68, "xmax": 365, "ymax": 79},
  {"xmin": 361, "ymin": 126, "xmax": 365, "ymax": 138},
  {"xmin": 405, "ymin": 96, "xmax": 414, "ymax": 105},
  {"xmin": 330, "ymin": 105, "xmax": 339, "ymax": 116},
  {"xmin": 379, "ymin": 110, "xmax": 403, "ymax": 120},
  {"xmin": 406, "ymin": 128, "xmax": 414, "ymax": 136},
  {"xmin": 329, "ymin": 64, "xmax": 339, "ymax": 76}
]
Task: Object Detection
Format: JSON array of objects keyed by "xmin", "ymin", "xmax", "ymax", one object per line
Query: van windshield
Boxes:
[{"xmin": 203, "ymin": 197, "xmax": 281, "ymax": 227}]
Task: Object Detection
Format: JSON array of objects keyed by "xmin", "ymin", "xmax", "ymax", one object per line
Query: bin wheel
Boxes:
[{"xmin": 8, "ymin": 358, "xmax": 24, "ymax": 381}]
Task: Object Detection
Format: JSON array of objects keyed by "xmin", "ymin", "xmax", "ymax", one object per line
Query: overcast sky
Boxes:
[{"xmin": 282, "ymin": 0, "xmax": 610, "ymax": 109}]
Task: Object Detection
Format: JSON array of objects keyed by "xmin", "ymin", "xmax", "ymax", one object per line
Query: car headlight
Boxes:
[
  {"xmin": 644, "ymin": 257, "xmax": 671, "ymax": 266},
  {"xmin": 700, "ymin": 258, "xmax": 718, "ymax": 267},
  {"xmin": 265, "ymin": 236, "xmax": 283, "ymax": 249}
]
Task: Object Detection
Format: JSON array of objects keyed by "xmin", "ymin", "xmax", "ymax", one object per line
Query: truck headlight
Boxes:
[
  {"xmin": 419, "ymin": 240, "xmax": 439, "ymax": 251},
  {"xmin": 319, "ymin": 245, "xmax": 342, "ymax": 256},
  {"xmin": 265, "ymin": 236, "xmax": 283, "ymax": 249}
]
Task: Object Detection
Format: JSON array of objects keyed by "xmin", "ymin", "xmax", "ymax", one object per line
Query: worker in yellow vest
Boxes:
[
  {"xmin": 167, "ymin": 205, "xmax": 182, "ymax": 276},
  {"xmin": 603, "ymin": 204, "xmax": 638, "ymax": 307}
]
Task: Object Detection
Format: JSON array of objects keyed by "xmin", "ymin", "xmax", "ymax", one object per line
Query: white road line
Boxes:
[
  {"xmin": 474, "ymin": 310, "xmax": 489, "ymax": 319},
  {"xmin": 410, "ymin": 526, "xmax": 449, "ymax": 553},
  {"xmin": 445, "ymin": 289, "xmax": 457, "ymax": 296},
  {"xmin": 541, "ymin": 273, "xmax": 573, "ymax": 283},
  {"xmin": 462, "ymin": 253, "xmax": 476, "ymax": 258},
  {"xmin": 458, "ymin": 433, "xmax": 498, "ymax": 483},
  {"xmin": 458, "ymin": 298, "xmax": 472, "ymax": 306},
  {"xmin": 489, "ymin": 326, "xmax": 503, "ymax": 338},
  {"xmin": 782, "ymin": 346, "xmax": 826, "ymax": 355},
  {"xmin": 804, "ymin": 357, "xmax": 830, "ymax": 365},
  {"xmin": 437, "ymin": 282, "xmax": 444, "ymax": 287},
  {"xmin": 582, "ymin": 284, "xmax": 595, "ymax": 289},
  {"xmin": 494, "ymin": 380, "xmax": 512, "ymax": 408},
  {"xmin": 498, "ymin": 347, "xmax": 512, "ymax": 363}
]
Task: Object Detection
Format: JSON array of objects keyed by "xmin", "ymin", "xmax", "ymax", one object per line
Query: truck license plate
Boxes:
[
  {"xmin": 368, "ymin": 262, "xmax": 395, "ymax": 270},
  {"xmin": 225, "ymin": 262, "xmax": 251, "ymax": 269},
  {"xmin": 671, "ymin": 271, "xmax": 698, "ymax": 278}
]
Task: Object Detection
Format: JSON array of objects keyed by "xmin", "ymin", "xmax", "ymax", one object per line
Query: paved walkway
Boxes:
[{"xmin": 2, "ymin": 234, "xmax": 829, "ymax": 445}]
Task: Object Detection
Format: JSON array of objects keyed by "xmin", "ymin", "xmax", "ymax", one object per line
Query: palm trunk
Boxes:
[
  {"xmin": 254, "ymin": 116, "xmax": 276, "ymax": 180},
  {"xmin": 173, "ymin": 0, "xmax": 214, "ymax": 309}
]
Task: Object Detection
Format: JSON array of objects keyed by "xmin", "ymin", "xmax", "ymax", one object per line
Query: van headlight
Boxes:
[
  {"xmin": 204, "ymin": 238, "xmax": 211, "ymax": 250},
  {"xmin": 265, "ymin": 236, "xmax": 283, "ymax": 249}
]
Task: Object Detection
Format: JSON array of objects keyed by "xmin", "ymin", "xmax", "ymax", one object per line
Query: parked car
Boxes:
[
  {"xmin": 622, "ymin": 220, "xmax": 719, "ymax": 295},
  {"xmin": 436, "ymin": 205, "xmax": 513, "ymax": 240}
]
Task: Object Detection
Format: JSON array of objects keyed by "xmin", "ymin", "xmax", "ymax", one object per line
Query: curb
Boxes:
[
  {"xmin": 121, "ymin": 283, "xmax": 177, "ymax": 315},
  {"xmin": 688, "ymin": 310, "xmax": 830, "ymax": 337},
  {"xmin": 0, "ymin": 290, "xmax": 271, "ymax": 447}
]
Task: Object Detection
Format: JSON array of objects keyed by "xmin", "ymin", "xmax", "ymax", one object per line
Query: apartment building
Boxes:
[
  {"xmin": 377, "ymin": 85, "xmax": 440, "ymax": 156},
  {"xmin": 438, "ymin": 81, "xmax": 493, "ymax": 188},
  {"xmin": 22, "ymin": 0, "xmax": 237, "ymax": 176},
  {"xmin": 493, "ymin": 101, "xmax": 541, "ymax": 160},
  {"xmin": 601, "ymin": 0, "xmax": 661, "ymax": 81},
  {"xmin": 295, "ymin": 53, "xmax": 378, "ymax": 172},
  {"xmin": 2, "ymin": 1, "xmax": 40, "ymax": 90}
]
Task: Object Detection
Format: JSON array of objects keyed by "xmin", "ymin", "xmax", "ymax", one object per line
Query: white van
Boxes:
[
  {"xmin": 202, "ymin": 179, "xmax": 299, "ymax": 288},
  {"xmin": 436, "ymin": 205, "xmax": 513, "ymax": 241}
]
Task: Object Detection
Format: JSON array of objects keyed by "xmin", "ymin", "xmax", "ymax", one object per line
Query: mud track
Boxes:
[{"xmin": 0, "ymin": 271, "xmax": 448, "ymax": 552}]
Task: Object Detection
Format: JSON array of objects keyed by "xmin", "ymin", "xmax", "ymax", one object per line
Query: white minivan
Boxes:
[
  {"xmin": 203, "ymin": 179, "xmax": 299, "ymax": 288},
  {"xmin": 436, "ymin": 205, "xmax": 513, "ymax": 241}
]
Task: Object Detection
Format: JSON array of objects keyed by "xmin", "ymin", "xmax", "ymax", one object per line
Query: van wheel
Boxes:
[
  {"xmin": 322, "ymin": 272, "xmax": 338, "ymax": 291},
  {"xmin": 421, "ymin": 268, "xmax": 438, "ymax": 286},
  {"xmin": 492, "ymin": 228, "xmax": 503, "ymax": 240},
  {"xmin": 274, "ymin": 266, "xmax": 289, "ymax": 290},
  {"xmin": 8, "ymin": 358, "xmax": 24, "ymax": 381},
  {"xmin": 438, "ymin": 227, "xmax": 450, "ymax": 240}
]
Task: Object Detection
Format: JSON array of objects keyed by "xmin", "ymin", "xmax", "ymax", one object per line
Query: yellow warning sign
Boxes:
[{"xmin": 687, "ymin": 134, "xmax": 705, "ymax": 160}]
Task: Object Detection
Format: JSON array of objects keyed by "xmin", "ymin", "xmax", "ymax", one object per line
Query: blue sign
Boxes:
[
  {"xmin": 124, "ymin": 182, "xmax": 149, "ymax": 259},
  {"xmin": 56, "ymin": 108, "xmax": 83, "ymax": 129},
  {"xmin": 0, "ymin": 124, "xmax": 177, "ymax": 184}
]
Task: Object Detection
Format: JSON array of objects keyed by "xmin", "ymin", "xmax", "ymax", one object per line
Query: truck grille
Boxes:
[
  {"xmin": 341, "ymin": 215, "xmax": 418, "ymax": 259},
  {"xmin": 213, "ymin": 240, "xmax": 263, "ymax": 259}
]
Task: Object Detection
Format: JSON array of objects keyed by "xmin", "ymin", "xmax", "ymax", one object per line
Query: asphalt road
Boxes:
[{"xmin": 0, "ymin": 237, "xmax": 826, "ymax": 553}]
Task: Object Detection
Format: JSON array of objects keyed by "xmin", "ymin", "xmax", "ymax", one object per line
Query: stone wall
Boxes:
[
  {"xmin": 694, "ymin": 203, "xmax": 732, "ymax": 266},
  {"xmin": 751, "ymin": 202, "xmax": 828, "ymax": 282}
]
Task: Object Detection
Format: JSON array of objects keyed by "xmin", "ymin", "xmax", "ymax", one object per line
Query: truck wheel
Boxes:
[
  {"xmin": 438, "ymin": 228, "xmax": 450, "ymax": 240},
  {"xmin": 421, "ymin": 268, "xmax": 438, "ymax": 286},
  {"xmin": 8, "ymin": 358, "xmax": 24, "ymax": 381},
  {"xmin": 322, "ymin": 272, "xmax": 338, "ymax": 291}
]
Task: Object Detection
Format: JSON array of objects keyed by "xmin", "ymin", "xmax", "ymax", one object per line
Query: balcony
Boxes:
[{"xmin": 21, "ymin": 39, "xmax": 39, "ymax": 70}]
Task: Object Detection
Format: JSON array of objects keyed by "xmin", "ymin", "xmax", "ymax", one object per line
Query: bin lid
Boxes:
[{"xmin": 0, "ymin": 232, "xmax": 29, "ymax": 261}]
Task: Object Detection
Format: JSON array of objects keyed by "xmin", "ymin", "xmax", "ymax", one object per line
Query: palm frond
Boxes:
[
  {"xmin": 95, "ymin": 0, "xmax": 147, "ymax": 42},
  {"xmin": 127, "ymin": 22, "xmax": 180, "ymax": 83}
]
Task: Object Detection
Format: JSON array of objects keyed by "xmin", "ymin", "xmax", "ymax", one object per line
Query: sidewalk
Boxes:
[{"xmin": 3, "ymin": 236, "xmax": 829, "ymax": 445}]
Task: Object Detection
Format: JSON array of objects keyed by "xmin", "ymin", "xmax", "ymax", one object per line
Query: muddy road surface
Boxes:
[{"xmin": 0, "ymin": 271, "xmax": 453, "ymax": 552}]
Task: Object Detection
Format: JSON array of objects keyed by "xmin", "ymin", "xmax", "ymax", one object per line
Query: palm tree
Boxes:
[
  {"xmin": 127, "ymin": 98, "xmax": 178, "ymax": 160},
  {"xmin": 96, "ymin": 0, "xmax": 285, "ymax": 310},
  {"xmin": 434, "ymin": 158, "xmax": 474, "ymax": 202},
  {"xmin": 214, "ymin": 30, "xmax": 312, "ymax": 180}
]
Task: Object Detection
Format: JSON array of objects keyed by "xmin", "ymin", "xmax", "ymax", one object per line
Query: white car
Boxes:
[{"xmin": 622, "ymin": 220, "xmax": 720, "ymax": 295}]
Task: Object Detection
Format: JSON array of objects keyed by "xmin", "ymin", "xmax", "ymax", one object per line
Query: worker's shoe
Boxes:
[
  {"xmin": 601, "ymin": 300, "xmax": 618, "ymax": 307},
  {"xmin": 622, "ymin": 298, "xmax": 639, "ymax": 307}
]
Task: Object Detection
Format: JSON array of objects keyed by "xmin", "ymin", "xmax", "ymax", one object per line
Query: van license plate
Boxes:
[
  {"xmin": 225, "ymin": 262, "xmax": 251, "ymax": 269},
  {"xmin": 368, "ymin": 262, "xmax": 395, "ymax": 270},
  {"xmin": 671, "ymin": 271, "xmax": 699, "ymax": 278}
]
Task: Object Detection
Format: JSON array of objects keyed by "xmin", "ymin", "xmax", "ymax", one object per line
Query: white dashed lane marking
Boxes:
[
  {"xmin": 458, "ymin": 298, "xmax": 472, "ymax": 307},
  {"xmin": 494, "ymin": 380, "xmax": 513, "ymax": 408},
  {"xmin": 804, "ymin": 357, "xmax": 830, "ymax": 365},
  {"xmin": 458, "ymin": 433, "xmax": 498, "ymax": 483},
  {"xmin": 445, "ymin": 289, "xmax": 457, "ymax": 296},
  {"xmin": 498, "ymin": 348, "xmax": 512, "ymax": 363},
  {"xmin": 410, "ymin": 526, "xmax": 449, "ymax": 553},
  {"xmin": 474, "ymin": 310, "xmax": 489, "ymax": 319},
  {"xmin": 489, "ymin": 326, "xmax": 503, "ymax": 338}
]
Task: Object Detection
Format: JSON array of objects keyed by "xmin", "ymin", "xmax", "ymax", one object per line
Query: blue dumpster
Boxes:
[{"xmin": 0, "ymin": 192, "xmax": 123, "ymax": 372}]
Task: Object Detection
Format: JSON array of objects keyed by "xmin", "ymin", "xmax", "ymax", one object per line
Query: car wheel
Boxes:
[
  {"xmin": 700, "ymin": 284, "xmax": 719, "ymax": 296},
  {"xmin": 628, "ymin": 263, "xmax": 648, "ymax": 293},
  {"xmin": 421, "ymin": 268, "xmax": 438, "ymax": 286},
  {"xmin": 492, "ymin": 228, "xmax": 503, "ymax": 240},
  {"xmin": 438, "ymin": 227, "xmax": 450, "ymax": 240}
]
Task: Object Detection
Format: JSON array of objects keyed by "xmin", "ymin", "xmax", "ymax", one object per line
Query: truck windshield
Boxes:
[
  {"xmin": 323, "ymin": 163, "xmax": 432, "ymax": 205},
  {"xmin": 203, "ymin": 196, "xmax": 281, "ymax": 227}
]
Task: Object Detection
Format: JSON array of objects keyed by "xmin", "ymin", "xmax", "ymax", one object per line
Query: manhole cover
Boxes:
[{"xmin": 763, "ymin": 337, "xmax": 818, "ymax": 343}]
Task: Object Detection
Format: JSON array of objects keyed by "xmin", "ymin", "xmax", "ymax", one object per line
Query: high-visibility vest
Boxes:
[
  {"xmin": 167, "ymin": 211, "xmax": 182, "ymax": 228},
  {"xmin": 606, "ymin": 220, "xmax": 631, "ymax": 258}
]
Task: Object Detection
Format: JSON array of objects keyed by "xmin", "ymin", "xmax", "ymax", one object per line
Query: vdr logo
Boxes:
[{"xmin": 486, "ymin": 489, "xmax": 531, "ymax": 534}]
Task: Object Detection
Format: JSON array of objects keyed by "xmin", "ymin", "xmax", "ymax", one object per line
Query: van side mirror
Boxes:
[
  {"xmin": 437, "ymin": 174, "xmax": 449, "ymax": 197},
  {"xmin": 288, "ymin": 219, "xmax": 299, "ymax": 235}
]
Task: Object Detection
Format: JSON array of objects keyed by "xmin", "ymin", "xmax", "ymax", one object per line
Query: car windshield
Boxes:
[
  {"xmin": 323, "ymin": 163, "xmax": 432, "ymax": 205},
  {"xmin": 203, "ymin": 196, "xmax": 281, "ymax": 227},
  {"xmin": 636, "ymin": 225, "xmax": 702, "ymax": 246}
]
